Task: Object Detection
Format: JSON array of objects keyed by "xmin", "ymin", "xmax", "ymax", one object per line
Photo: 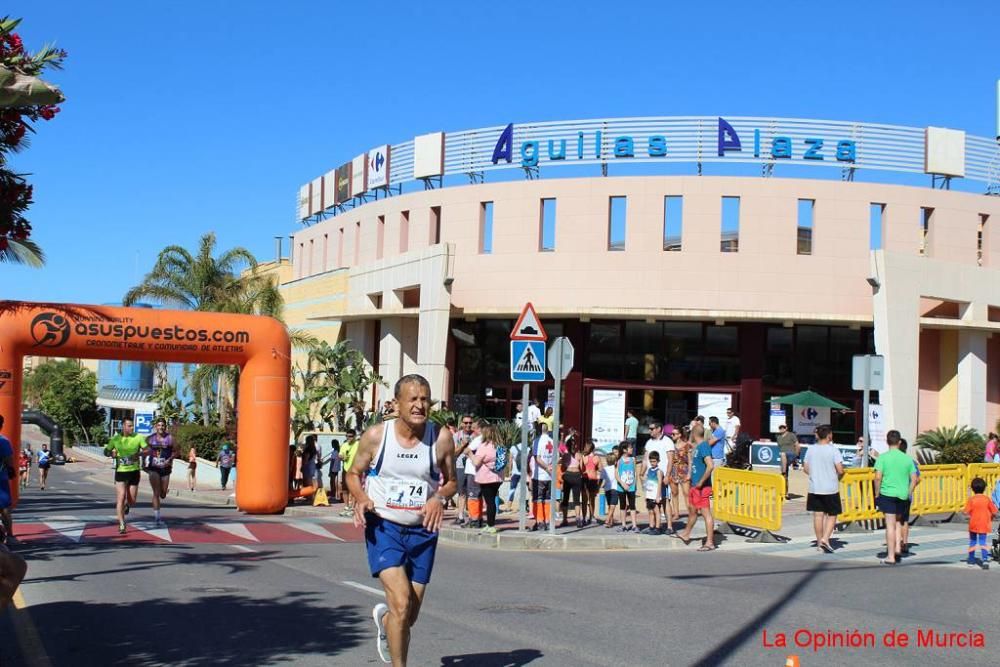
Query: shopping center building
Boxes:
[{"xmin": 274, "ymin": 116, "xmax": 1000, "ymax": 443}]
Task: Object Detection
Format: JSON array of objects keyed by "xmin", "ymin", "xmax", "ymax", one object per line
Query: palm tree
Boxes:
[
  {"xmin": 123, "ymin": 232, "xmax": 256, "ymax": 311},
  {"xmin": 125, "ymin": 232, "xmax": 256, "ymax": 425}
]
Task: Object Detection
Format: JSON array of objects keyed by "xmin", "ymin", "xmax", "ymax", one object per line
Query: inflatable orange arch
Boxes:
[{"xmin": 0, "ymin": 302, "xmax": 291, "ymax": 514}]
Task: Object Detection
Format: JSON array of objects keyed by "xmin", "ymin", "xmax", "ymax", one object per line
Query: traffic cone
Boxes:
[{"xmin": 313, "ymin": 487, "xmax": 330, "ymax": 507}]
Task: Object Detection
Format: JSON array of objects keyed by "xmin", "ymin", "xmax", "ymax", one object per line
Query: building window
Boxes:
[
  {"xmin": 298, "ymin": 243, "xmax": 304, "ymax": 275},
  {"xmin": 480, "ymin": 202, "xmax": 493, "ymax": 254},
  {"xmin": 338, "ymin": 228, "xmax": 344, "ymax": 266},
  {"xmin": 540, "ymin": 198, "xmax": 556, "ymax": 252},
  {"xmin": 608, "ymin": 196, "xmax": 626, "ymax": 251},
  {"xmin": 721, "ymin": 196, "xmax": 740, "ymax": 252},
  {"xmin": 431, "ymin": 206, "xmax": 442, "ymax": 245},
  {"xmin": 376, "ymin": 215, "xmax": 385, "ymax": 260},
  {"xmin": 797, "ymin": 199, "xmax": 814, "ymax": 255},
  {"xmin": 870, "ymin": 203, "xmax": 885, "ymax": 250},
  {"xmin": 400, "ymin": 210, "xmax": 410, "ymax": 253},
  {"xmin": 354, "ymin": 221, "xmax": 361, "ymax": 264},
  {"xmin": 322, "ymin": 233, "xmax": 329, "ymax": 271},
  {"xmin": 920, "ymin": 207, "xmax": 933, "ymax": 256},
  {"xmin": 308, "ymin": 239, "xmax": 314, "ymax": 275},
  {"xmin": 979, "ymin": 214, "xmax": 989, "ymax": 266},
  {"xmin": 663, "ymin": 196, "xmax": 683, "ymax": 251}
]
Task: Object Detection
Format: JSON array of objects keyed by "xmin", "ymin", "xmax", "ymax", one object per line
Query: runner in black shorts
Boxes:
[
  {"xmin": 143, "ymin": 418, "xmax": 176, "ymax": 526},
  {"xmin": 104, "ymin": 419, "xmax": 145, "ymax": 534}
]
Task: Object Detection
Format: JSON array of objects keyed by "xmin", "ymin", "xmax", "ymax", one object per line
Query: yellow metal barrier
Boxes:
[
  {"xmin": 966, "ymin": 463, "xmax": 1000, "ymax": 495},
  {"xmin": 713, "ymin": 467, "xmax": 784, "ymax": 533},
  {"xmin": 910, "ymin": 464, "xmax": 965, "ymax": 516},
  {"xmin": 838, "ymin": 468, "xmax": 881, "ymax": 522}
]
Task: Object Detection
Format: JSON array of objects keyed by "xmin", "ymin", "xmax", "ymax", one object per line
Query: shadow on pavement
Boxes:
[
  {"xmin": 22, "ymin": 594, "xmax": 364, "ymax": 666},
  {"xmin": 17, "ymin": 542, "xmax": 300, "ymax": 581},
  {"xmin": 686, "ymin": 562, "xmax": 829, "ymax": 666},
  {"xmin": 440, "ymin": 648, "xmax": 544, "ymax": 666}
]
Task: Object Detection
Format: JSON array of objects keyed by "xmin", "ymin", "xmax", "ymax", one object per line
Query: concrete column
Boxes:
[
  {"xmin": 417, "ymin": 308, "xmax": 450, "ymax": 404},
  {"xmin": 872, "ymin": 251, "xmax": 921, "ymax": 437},
  {"xmin": 378, "ymin": 318, "xmax": 403, "ymax": 403},
  {"xmin": 957, "ymin": 330, "xmax": 988, "ymax": 431},
  {"xmin": 956, "ymin": 301, "xmax": 989, "ymax": 430}
]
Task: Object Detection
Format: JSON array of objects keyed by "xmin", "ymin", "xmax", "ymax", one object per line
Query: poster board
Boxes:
[{"xmin": 591, "ymin": 389, "xmax": 626, "ymax": 452}]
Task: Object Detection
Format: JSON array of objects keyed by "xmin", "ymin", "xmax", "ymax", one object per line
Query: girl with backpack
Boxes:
[{"xmin": 470, "ymin": 424, "xmax": 504, "ymax": 534}]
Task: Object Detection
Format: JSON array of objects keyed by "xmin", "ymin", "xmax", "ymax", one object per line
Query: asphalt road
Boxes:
[{"xmin": 2, "ymin": 462, "xmax": 997, "ymax": 666}]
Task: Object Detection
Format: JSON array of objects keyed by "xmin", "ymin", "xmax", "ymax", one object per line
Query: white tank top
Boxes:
[{"xmin": 366, "ymin": 422, "xmax": 439, "ymax": 526}]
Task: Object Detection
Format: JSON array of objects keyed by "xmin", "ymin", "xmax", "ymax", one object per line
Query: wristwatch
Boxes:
[{"xmin": 434, "ymin": 493, "xmax": 450, "ymax": 503}]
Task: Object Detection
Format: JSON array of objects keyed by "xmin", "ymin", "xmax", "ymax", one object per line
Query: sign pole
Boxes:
[
  {"xmin": 861, "ymin": 356, "xmax": 871, "ymax": 468},
  {"xmin": 518, "ymin": 382, "xmax": 530, "ymax": 532},
  {"xmin": 549, "ymin": 339, "xmax": 563, "ymax": 535}
]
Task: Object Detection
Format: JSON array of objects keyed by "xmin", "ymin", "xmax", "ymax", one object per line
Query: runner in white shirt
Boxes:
[
  {"xmin": 641, "ymin": 421, "xmax": 676, "ymax": 533},
  {"xmin": 345, "ymin": 374, "xmax": 457, "ymax": 666}
]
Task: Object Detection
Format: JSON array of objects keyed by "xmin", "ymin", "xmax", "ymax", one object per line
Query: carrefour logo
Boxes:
[
  {"xmin": 800, "ymin": 407, "xmax": 819, "ymax": 420},
  {"xmin": 30, "ymin": 312, "xmax": 72, "ymax": 348}
]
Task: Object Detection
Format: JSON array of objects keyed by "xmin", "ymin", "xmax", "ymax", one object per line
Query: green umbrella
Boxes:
[{"xmin": 766, "ymin": 390, "xmax": 849, "ymax": 410}]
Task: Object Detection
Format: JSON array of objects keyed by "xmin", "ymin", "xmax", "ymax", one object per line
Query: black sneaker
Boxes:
[
  {"xmin": 981, "ymin": 560, "xmax": 991, "ymax": 570},
  {"xmin": 124, "ymin": 502, "xmax": 130, "ymax": 516}
]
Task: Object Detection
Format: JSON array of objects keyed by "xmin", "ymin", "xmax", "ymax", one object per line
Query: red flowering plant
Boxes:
[{"xmin": 0, "ymin": 16, "xmax": 66, "ymax": 266}]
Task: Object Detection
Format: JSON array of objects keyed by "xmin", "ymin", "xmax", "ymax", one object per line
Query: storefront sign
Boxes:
[
  {"xmin": 792, "ymin": 405, "xmax": 830, "ymax": 435},
  {"xmin": 493, "ymin": 117, "xmax": 857, "ymax": 168},
  {"xmin": 591, "ymin": 389, "xmax": 626, "ymax": 452}
]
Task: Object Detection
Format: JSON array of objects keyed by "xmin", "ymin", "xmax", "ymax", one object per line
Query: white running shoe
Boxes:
[{"xmin": 373, "ymin": 603, "xmax": 390, "ymax": 663}]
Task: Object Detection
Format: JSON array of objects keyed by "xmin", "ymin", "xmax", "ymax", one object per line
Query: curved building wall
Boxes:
[{"xmin": 287, "ymin": 175, "xmax": 1000, "ymax": 439}]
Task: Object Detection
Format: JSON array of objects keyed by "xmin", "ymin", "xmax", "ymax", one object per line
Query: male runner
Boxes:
[
  {"xmin": 104, "ymin": 419, "xmax": 145, "ymax": 534},
  {"xmin": 346, "ymin": 374, "xmax": 456, "ymax": 667},
  {"xmin": 143, "ymin": 418, "xmax": 175, "ymax": 526}
]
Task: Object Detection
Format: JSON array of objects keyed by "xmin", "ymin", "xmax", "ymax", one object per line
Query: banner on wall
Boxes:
[
  {"xmin": 792, "ymin": 405, "xmax": 830, "ymax": 435},
  {"xmin": 368, "ymin": 144, "xmax": 390, "ymax": 188},
  {"xmin": 350, "ymin": 154, "xmax": 367, "ymax": 197},
  {"xmin": 334, "ymin": 162, "xmax": 352, "ymax": 204},
  {"xmin": 868, "ymin": 403, "xmax": 887, "ymax": 454},
  {"xmin": 591, "ymin": 389, "xmax": 626, "ymax": 452},
  {"xmin": 697, "ymin": 393, "xmax": 732, "ymax": 421}
]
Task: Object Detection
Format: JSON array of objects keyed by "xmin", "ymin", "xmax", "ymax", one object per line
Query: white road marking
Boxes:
[
  {"xmin": 130, "ymin": 521, "xmax": 173, "ymax": 542},
  {"xmin": 229, "ymin": 544, "xmax": 257, "ymax": 553},
  {"xmin": 289, "ymin": 521, "xmax": 345, "ymax": 541},
  {"xmin": 205, "ymin": 522, "xmax": 260, "ymax": 542},
  {"xmin": 341, "ymin": 581, "xmax": 385, "ymax": 598},
  {"xmin": 41, "ymin": 520, "xmax": 86, "ymax": 543}
]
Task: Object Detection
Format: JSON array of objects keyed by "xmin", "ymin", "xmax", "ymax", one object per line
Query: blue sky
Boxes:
[{"xmin": 4, "ymin": 1, "xmax": 999, "ymax": 304}]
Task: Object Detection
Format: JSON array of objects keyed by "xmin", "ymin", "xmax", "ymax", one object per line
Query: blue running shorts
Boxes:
[{"xmin": 365, "ymin": 513, "xmax": 438, "ymax": 585}]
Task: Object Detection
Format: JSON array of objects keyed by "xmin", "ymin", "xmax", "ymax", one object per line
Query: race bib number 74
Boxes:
[{"xmin": 386, "ymin": 480, "xmax": 428, "ymax": 510}]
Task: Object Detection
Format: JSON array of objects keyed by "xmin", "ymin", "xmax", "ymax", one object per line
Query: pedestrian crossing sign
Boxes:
[{"xmin": 510, "ymin": 340, "xmax": 546, "ymax": 382}]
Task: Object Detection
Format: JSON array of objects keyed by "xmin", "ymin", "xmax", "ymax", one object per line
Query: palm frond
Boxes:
[{"xmin": 0, "ymin": 237, "xmax": 44, "ymax": 266}]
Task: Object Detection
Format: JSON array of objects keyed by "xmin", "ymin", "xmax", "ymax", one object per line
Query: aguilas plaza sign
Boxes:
[{"xmin": 491, "ymin": 117, "xmax": 858, "ymax": 168}]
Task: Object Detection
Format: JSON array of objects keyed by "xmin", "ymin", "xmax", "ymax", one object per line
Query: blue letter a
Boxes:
[
  {"xmin": 717, "ymin": 117, "xmax": 741, "ymax": 157},
  {"xmin": 492, "ymin": 123, "xmax": 514, "ymax": 164}
]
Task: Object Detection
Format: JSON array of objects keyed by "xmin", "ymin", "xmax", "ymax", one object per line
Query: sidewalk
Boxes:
[{"xmin": 62, "ymin": 449, "xmax": 972, "ymax": 554}]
